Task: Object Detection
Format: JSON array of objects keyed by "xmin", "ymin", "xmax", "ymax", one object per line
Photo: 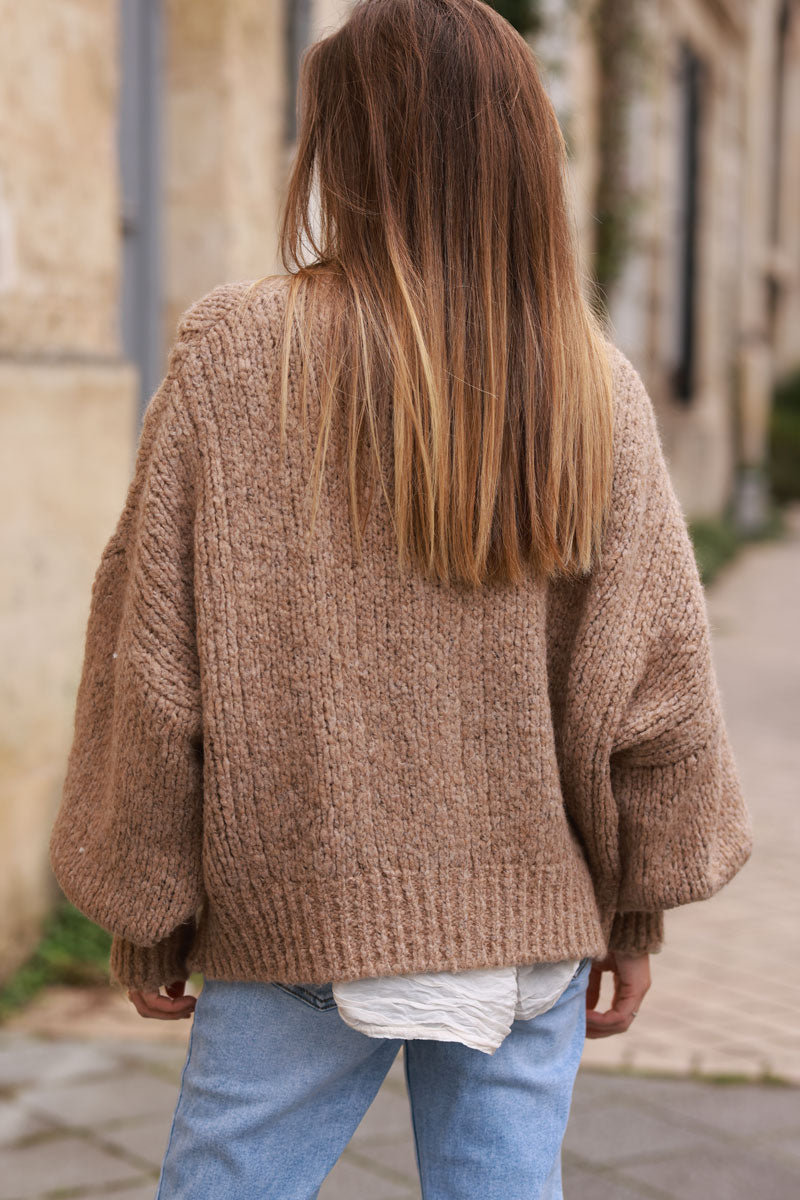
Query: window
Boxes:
[{"xmin": 672, "ymin": 41, "xmax": 707, "ymax": 405}]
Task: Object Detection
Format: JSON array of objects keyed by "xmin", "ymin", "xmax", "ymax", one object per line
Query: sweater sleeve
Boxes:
[
  {"xmin": 603, "ymin": 356, "xmax": 753, "ymax": 955},
  {"xmin": 49, "ymin": 321, "xmax": 208, "ymax": 993}
]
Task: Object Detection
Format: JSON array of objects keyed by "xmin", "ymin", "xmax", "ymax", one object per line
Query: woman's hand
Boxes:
[
  {"xmin": 585, "ymin": 950, "xmax": 650, "ymax": 1037},
  {"xmin": 127, "ymin": 979, "xmax": 197, "ymax": 1020}
]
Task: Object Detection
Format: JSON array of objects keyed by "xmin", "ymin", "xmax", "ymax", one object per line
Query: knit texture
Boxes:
[{"xmin": 49, "ymin": 276, "xmax": 754, "ymax": 992}]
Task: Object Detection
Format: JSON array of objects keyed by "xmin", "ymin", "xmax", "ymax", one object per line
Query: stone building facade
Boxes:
[
  {"xmin": 0, "ymin": 0, "xmax": 797, "ymax": 978},
  {"xmin": 538, "ymin": 0, "xmax": 800, "ymax": 522}
]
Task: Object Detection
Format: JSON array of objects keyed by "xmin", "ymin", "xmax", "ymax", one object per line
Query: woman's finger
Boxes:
[
  {"xmin": 585, "ymin": 990, "xmax": 643, "ymax": 1037},
  {"xmin": 585, "ymin": 952, "xmax": 650, "ymax": 1037},
  {"xmin": 127, "ymin": 988, "xmax": 197, "ymax": 1020}
]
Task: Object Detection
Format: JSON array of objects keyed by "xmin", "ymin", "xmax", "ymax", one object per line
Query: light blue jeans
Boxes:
[{"xmin": 155, "ymin": 955, "xmax": 593, "ymax": 1200}]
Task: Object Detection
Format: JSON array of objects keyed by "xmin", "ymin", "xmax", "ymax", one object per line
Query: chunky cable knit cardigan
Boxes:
[{"xmin": 48, "ymin": 276, "xmax": 754, "ymax": 992}]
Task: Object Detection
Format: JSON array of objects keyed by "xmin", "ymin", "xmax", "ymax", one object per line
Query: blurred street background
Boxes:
[{"xmin": 1, "ymin": 1, "xmax": 799, "ymax": 1197}]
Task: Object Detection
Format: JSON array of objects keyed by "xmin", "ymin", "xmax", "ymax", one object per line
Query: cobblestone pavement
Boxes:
[
  {"xmin": 2, "ymin": 506, "xmax": 798, "ymax": 1198},
  {"xmin": 1, "ymin": 1028, "xmax": 799, "ymax": 1200}
]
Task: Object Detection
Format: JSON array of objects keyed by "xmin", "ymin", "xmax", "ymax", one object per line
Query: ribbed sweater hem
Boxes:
[{"xmin": 185, "ymin": 861, "xmax": 613, "ymax": 985}]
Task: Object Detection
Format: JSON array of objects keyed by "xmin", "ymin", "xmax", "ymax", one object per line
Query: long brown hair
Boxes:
[{"xmin": 269, "ymin": 0, "xmax": 614, "ymax": 588}]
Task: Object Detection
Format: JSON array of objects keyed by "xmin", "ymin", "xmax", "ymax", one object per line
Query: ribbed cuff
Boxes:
[
  {"xmin": 608, "ymin": 910, "xmax": 664, "ymax": 955},
  {"xmin": 109, "ymin": 921, "xmax": 197, "ymax": 992}
]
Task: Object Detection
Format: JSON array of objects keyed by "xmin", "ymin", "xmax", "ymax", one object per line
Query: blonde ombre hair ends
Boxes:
[{"xmin": 274, "ymin": 0, "xmax": 614, "ymax": 589}]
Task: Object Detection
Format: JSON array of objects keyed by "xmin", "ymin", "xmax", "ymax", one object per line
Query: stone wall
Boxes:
[
  {"xmin": 0, "ymin": 1, "xmax": 137, "ymax": 978},
  {"xmin": 163, "ymin": 0, "xmax": 288, "ymax": 346}
]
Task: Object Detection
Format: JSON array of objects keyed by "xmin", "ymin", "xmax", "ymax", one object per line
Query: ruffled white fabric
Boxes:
[{"xmin": 332, "ymin": 958, "xmax": 582, "ymax": 1055}]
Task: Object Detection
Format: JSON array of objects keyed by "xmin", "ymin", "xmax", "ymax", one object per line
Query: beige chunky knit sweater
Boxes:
[{"xmin": 48, "ymin": 275, "xmax": 754, "ymax": 992}]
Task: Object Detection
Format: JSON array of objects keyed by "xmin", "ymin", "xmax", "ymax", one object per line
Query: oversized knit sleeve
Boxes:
[
  {"xmin": 603, "ymin": 352, "xmax": 753, "ymax": 955},
  {"xmin": 48, "ymin": 314, "xmax": 212, "ymax": 992}
]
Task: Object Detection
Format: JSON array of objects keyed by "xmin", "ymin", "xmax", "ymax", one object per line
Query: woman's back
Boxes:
[{"xmin": 49, "ymin": 272, "xmax": 752, "ymax": 991}]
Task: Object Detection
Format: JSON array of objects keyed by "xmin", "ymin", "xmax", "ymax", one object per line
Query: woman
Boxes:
[{"xmin": 48, "ymin": 1, "xmax": 753, "ymax": 1197}]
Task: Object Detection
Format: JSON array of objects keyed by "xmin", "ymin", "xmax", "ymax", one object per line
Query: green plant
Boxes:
[
  {"xmin": 689, "ymin": 500, "xmax": 785, "ymax": 587},
  {"xmin": 688, "ymin": 514, "xmax": 741, "ymax": 586},
  {"xmin": 0, "ymin": 901, "xmax": 111, "ymax": 1022},
  {"xmin": 768, "ymin": 367, "xmax": 800, "ymax": 502},
  {"xmin": 584, "ymin": 0, "xmax": 652, "ymax": 314},
  {"xmin": 486, "ymin": 0, "xmax": 544, "ymax": 35}
]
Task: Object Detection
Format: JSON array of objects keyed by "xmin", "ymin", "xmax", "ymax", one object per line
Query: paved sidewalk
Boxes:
[
  {"xmin": 1, "ymin": 1028, "xmax": 799, "ymax": 1200},
  {"xmin": 582, "ymin": 504, "xmax": 800, "ymax": 1084}
]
